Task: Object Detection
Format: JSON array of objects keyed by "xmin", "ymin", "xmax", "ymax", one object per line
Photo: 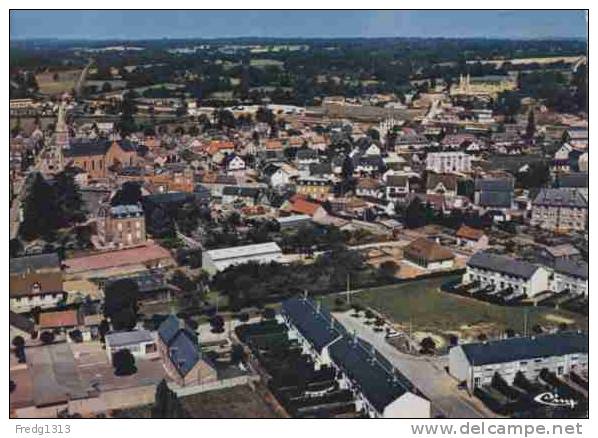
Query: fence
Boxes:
[{"xmin": 169, "ymin": 374, "xmax": 260, "ymax": 397}]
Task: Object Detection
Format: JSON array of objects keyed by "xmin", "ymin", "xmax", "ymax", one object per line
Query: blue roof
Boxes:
[
  {"xmin": 282, "ymin": 297, "xmax": 416, "ymax": 414},
  {"xmin": 281, "ymin": 297, "xmax": 343, "ymax": 352},
  {"xmin": 168, "ymin": 330, "xmax": 200, "ymax": 377},
  {"xmin": 460, "ymin": 332, "xmax": 588, "ymax": 366},
  {"xmin": 329, "ymin": 336, "xmax": 411, "ymax": 413},
  {"xmin": 158, "ymin": 315, "xmax": 201, "ymax": 377},
  {"xmin": 158, "ymin": 314, "xmax": 198, "ymax": 346}
]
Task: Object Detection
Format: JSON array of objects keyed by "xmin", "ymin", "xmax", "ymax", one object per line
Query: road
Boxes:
[
  {"xmin": 334, "ymin": 311, "xmax": 496, "ymax": 419},
  {"xmin": 74, "ymin": 59, "xmax": 93, "ymax": 96}
]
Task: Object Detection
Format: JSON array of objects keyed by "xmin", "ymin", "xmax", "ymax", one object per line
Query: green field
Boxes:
[{"xmin": 326, "ymin": 276, "xmax": 588, "ymax": 340}]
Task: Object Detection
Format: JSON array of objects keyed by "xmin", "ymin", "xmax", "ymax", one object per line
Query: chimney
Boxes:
[{"xmin": 303, "ymin": 290, "xmax": 308, "ymax": 301}]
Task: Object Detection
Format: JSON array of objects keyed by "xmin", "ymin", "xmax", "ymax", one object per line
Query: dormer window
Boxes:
[{"xmin": 31, "ymin": 282, "xmax": 41, "ymax": 294}]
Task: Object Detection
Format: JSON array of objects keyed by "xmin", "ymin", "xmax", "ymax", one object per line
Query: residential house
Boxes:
[
  {"xmin": 96, "ymin": 204, "xmax": 147, "ymax": 249},
  {"xmin": 296, "ymin": 149, "xmax": 319, "ymax": 166},
  {"xmin": 10, "ymin": 253, "xmax": 65, "ymax": 313},
  {"xmin": 426, "ymin": 173, "xmax": 458, "ymax": 197},
  {"xmin": 157, "ymin": 315, "xmax": 218, "ymax": 386},
  {"xmin": 356, "ymin": 178, "xmax": 384, "ymax": 199},
  {"xmin": 474, "ymin": 178, "xmax": 514, "ymax": 220},
  {"xmin": 455, "ymin": 225, "xmax": 489, "ymax": 251},
  {"xmin": 384, "ymin": 174, "xmax": 410, "ymax": 202},
  {"xmin": 296, "ymin": 177, "xmax": 333, "ymax": 200},
  {"xmin": 464, "ymin": 252, "xmax": 550, "ymax": 298},
  {"xmin": 221, "ymin": 186, "xmax": 262, "ymax": 206},
  {"xmin": 403, "ymin": 238, "xmax": 455, "ymax": 270},
  {"xmin": 449, "ymin": 332, "xmax": 588, "ymax": 392},
  {"xmin": 551, "ymin": 259, "xmax": 588, "ymax": 297},
  {"xmin": 38, "ymin": 309, "xmax": 81, "ymax": 333},
  {"xmin": 224, "ymin": 154, "xmax": 246, "ymax": 173},
  {"xmin": 531, "ymin": 188, "xmax": 588, "ymax": 232},
  {"xmin": 426, "ymin": 152, "xmax": 472, "ymax": 173}
]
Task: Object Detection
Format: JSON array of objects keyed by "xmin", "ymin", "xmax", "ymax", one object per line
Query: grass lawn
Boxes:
[{"xmin": 325, "ymin": 275, "xmax": 588, "ymax": 340}]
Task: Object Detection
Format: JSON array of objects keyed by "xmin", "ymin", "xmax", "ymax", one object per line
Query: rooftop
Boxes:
[
  {"xmin": 468, "ymin": 251, "xmax": 540, "ymax": 280},
  {"xmin": 205, "ymin": 242, "xmax": 282, "ymax": 262},
  {"xmin": 10, "ymin": 253, "xmax": 61, "ymax": 275},
  {"xmin": 105, "ymin": 330, "xmax": 154, "ymax": 348},
  {"xmin": 460, "ymin": 332, "xmax": 588, "ymax": 366}
]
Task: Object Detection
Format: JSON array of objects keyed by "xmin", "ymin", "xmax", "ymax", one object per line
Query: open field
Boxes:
[
  {"xmin": 114, "ymin": 383, "xmax": 283, "ymax": 418},
  {"xmin": 325, "ymin": 276, "xmax": 588, "ymax": 342},
  {"xmin": 35, "ymin": 69, "xmax": 82, "ymax": 95}
]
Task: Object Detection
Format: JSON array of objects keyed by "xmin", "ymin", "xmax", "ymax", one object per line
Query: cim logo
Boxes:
[{"xmin": 534, "ymin": 392, "xmax": 578, "ymax": 409}]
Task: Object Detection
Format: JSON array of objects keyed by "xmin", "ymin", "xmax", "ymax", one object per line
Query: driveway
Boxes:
[{"xmin": 334, "ymin": 311, "xmax": 496, "ymax": 418}]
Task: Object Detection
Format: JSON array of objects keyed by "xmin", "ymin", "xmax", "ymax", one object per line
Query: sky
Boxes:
[{"xmin": 10, "ymin": 10, "xmax": 588, "ymax": 41}]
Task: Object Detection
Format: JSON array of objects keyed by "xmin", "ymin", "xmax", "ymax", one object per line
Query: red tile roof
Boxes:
[
  {"xmin": 456, "ymin": 225, "xmax": 485, "ymax": 241},
  {"xmin": 288, "ymin": 195, "xmax": 323, "ymax": 216},
  {"xmin": 39, "ymin": 310, "xmax": 80, "ymax": 328},
  {"xmin": 65, "ymin": 244, "xmax": 173, "ymax": 274}
]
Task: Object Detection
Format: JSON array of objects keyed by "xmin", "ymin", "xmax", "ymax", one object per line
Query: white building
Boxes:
[
  {"xmin": 449, "ymin": 332, "xmax": 588, "ymax": 392},
  {"xmin": 464, "ymin": 252, "xmax": 550, "ymax": 298},
  {"xmin": 105, "ymin": 330, "xmax": 158, "ymax": 362},
  {"xmin": 550, "ymin": 259, "xmax": 588, "ymax": 297},
  {"xmin": 202, "ymin": 242, "xmax": 283, "ymax": 275},
  {"xmin": 426, "ymin": 152, "xmax": 472, "ymax": 173}
]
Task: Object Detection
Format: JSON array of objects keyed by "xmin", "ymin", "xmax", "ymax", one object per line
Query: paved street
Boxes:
[{"xmin": 334, "ymin": 311, "xmax": 496, "ymax": 418}]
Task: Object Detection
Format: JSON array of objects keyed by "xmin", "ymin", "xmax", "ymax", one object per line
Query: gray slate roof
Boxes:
[
  {"xmin": 329, "ymin": 336, "xmax": 412, "ymax": 413},
  {"xmin": 460, "ymin": 332, "xmax": 588, "ymax": 366},
  {"xmin": 281, "ymin": 297, "xmax": 343, "ymax": 353},
  {"xmin": 533, "ymin": 188, "xmax": 588, "ymax": 208},
  {"xmin": 479, "ymin": 191, "xmax": 512, "ymax": 208},
  {"xmin": 282, "ymin": 297, "xmax": 418, "ymax": 414},
  {"xmin": 554, "ymin": 259, "xmax": 588, "ymax": 280},
  {"xmin": 106, "ymin": 330, "xmax": 154, "ymax": 348},
  {"xmin": 10, "ymin": 253, "xmax": 61, "ymax": 275},
  {"xmin": 468, "ymin": 252, "xmax": 540, "ymax": 279}
]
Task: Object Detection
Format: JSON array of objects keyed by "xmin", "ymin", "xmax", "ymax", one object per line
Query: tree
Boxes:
[
  {"xmin": 262, "ymin": 307, "xmax": 276, "ymax": 320},
  {"xmin": 111, "ymin": 182, "xmax": 142, "ymax": 206},
  {"xmin": 147, "ymin": 207, "xmax": 175, "ymax": 238},
  {"xmin": 53, "ymin": 169, "xmax": 86, "ymax": 226},
  {"xmin": 117, "ymin": 91, "xmax": 137, "ymax": 137},
  {"xmin": 209, "ymin": 315, "xmax": 225, "ymax": 333},
  {"xmin": 9, "ymin": 238, "xmax": 23, "ymax": 258},
  {"xmin": 404, "ymin": 198, "xmax": 427, "ymax": 229},
  {"xmin": 151, "ymin": 379, "xmax": 186, "ymax": 418},
  {"xmin": 19, "ymin": 173, "xmax": 59, "ymax": 241},
  {"xmin": 230, "ymin": 344, "xmax": 245, "ymax": 365},
  {"xmin": 40, "ymin": 331, "xmax": 55, "ymax": 344},
  {"xmin": 112, "ymin": 349, "xmax": 137, "ymax": 376},
  {"xmin": 525, "ymin": 109, "xmax": 536, "ymax": 140},
  {"xmin": 99, "ymin": 319, "xmax": 110, "ymax": 343},
  {"xmin": 420, "ymin": 337, "xmax": 436, "ymax": 354},
  {"xmin": 103, "ymin": 279, "xmax": 139, "ymax": 331},
  {"xmin": 12, "ymin": 336, "xmax": 26, "ymax": 363}
]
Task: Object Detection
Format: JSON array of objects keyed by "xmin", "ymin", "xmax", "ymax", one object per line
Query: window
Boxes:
[
  {"xmin": 474, "ymin": 377, "xmax": 481, "ymax": 387},
  {"xmin": 557, "ymin": 366, "xmax": 564, "ymax": 375}
]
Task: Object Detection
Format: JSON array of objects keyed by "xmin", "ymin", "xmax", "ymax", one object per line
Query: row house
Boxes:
[
  {"xmin": 449, "ymin": 332, "xmax": 588, "ymax": 392},
  {"xmin": 281, "ymin": 297, "xmax": 431, "ymax": 418},
  {"xmin": 464, "ymin": 252, "xmax": 550, "ymax": 298}
]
